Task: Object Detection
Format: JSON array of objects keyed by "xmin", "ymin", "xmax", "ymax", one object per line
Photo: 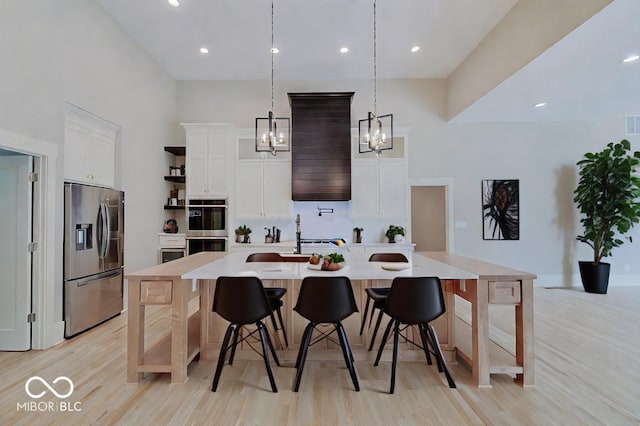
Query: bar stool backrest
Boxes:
[
  {"xmin": 385, "ymin": 277, "xmax": 445, "ymax": 324},
  {"xmin": 213, "ymin": 276, "xmax": 272, "ymax": 324},
  {"xmin": 368, "ymin": 253, "xmax": 408, "ymax": 262},
  {"xmin": 294, "ymin": 276, "xmax": 358, "ymax": 323},
  {"xmin": 246, "ymin": 252, "xmax": 283, "ymax": 262}
]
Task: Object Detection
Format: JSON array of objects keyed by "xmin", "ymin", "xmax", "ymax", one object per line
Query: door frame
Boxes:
[
  {"xmin": 408, "ymin": 178, "xmax": 455, "ymax": 253},
  {"xmin": 0, "ymin": 128, "xmax": 61, "ymax": 349}
]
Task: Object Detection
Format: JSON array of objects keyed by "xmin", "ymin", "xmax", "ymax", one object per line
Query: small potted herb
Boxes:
[
  {"xmin": 234, "ymin": 225, "xmax": 252, "ymax": 243},
  {"xmin": 385, "ymin": 225, "xmax": 405, "ymax": 243}
]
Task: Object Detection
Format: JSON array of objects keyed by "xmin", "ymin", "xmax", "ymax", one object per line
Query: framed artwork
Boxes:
[{"xmin": 482, "ymin": 179, "xmax": 519, "ymax": 240}]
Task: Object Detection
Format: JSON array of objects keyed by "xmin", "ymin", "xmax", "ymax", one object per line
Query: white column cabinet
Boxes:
[
  {"xmin": 351, "ymin": 158, "xmax": 407, "ymax": 218},
  {"xmin": 64, "ymin": 103, "xmax": 118, "ymax": 188},
  {"xmin": 235, "ymin": 160, "xmax": 291, "ymax": 218},
  {"xmin": 183, "ymin": 124, "xmax": 234, "ymax": 198},
  {"xmin": 263, "ymin": 162, "xmax": 291, "ymax": 217},
  {"xmin": 235, "ymin": 162, "xmax": 263, "ymax": 217}
]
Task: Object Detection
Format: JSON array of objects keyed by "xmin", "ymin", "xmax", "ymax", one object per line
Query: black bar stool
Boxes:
[
  {"xmin": 211, "ymin": 276, "xmax": 280, "ymax": 392},
  {"xmin": 359, "ymin": 253, "xmax": 409, "ymax": 351},
  {"xmin": 293, "ymin": 276, "xmax": 360, "ymax": 392},
  {"xmin": 246, "ymin": 252, "xmax": 289, "ymax": 348},
  {"xmin": 373, "ymin": 276, "xmax": 456, "ymax": 393}
]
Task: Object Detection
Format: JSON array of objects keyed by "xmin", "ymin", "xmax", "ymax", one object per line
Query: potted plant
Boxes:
[
  {"xmin": 573, "ymin": 139, "xmax": 640, "ymax": 294},
  {"xmin": 234, "ymin": 225, "xmax": 252, "ymax": 243},
  {"xmin": 385, "ymin": 225, "xmax": 405, "ymax": 243}
]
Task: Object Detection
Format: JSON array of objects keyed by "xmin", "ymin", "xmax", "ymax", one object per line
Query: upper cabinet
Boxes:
[
  {"xmin": 183, "ymin": 123, "xmax": 234, "ymax": 198},
  {"xmin": 235, "ymin": 160, "xmax": 292, "ymax": 219},
  {"xmin": 64, "ymin": 103, "xmax": 119, "ymax": 188},
  {"xmin": 235, "ymin": 129, "xmax": 292, "ymax": 219},
  {"xmin": 351, "ymin": 135, "xmax": 408, "ymax": 219}
]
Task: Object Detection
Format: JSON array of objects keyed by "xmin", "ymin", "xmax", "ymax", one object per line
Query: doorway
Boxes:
[
  {"xmin": 410, "ymin": 179, "xmax": 454, "ymax": 252},
  {"xmin": 0, "ymin": 150, "xmax": 33, "ymax": 350}
]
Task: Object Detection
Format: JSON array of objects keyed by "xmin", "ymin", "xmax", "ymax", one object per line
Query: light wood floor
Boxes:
[{"xmin": 1, "ymin": 286, "xmax": 639, "ymax": 425}]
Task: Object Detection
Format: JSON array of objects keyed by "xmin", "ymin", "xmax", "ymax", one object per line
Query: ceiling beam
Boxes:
[{"xmin": 446, "ymin": 0, "xmax": 613, "ymax": 121}]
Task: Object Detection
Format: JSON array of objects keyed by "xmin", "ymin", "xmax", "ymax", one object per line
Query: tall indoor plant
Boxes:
[{"xmin": 573, "ymin": 140, "xmax": 640, "ymax": 293}]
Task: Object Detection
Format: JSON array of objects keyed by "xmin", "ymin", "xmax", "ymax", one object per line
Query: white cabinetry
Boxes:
[
  {"xmin": 64, "ymin": 103, "xmax": 118, "ymax": 187},
  {"xmin": 235, "ymin": 160, "xmax": 291, "ymax": 218},
  {"xmin": 351, "ymin": 158, "xmax": 407, "ymax": 218},
  {"xmin": 183, "ymin": 123, "xmax": 234, "ymax": 198}
]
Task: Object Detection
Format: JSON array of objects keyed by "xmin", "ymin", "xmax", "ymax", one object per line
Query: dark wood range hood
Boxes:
[{"xmin": 288, "ymin": 92, "xmax": 354, "ymax": 201}]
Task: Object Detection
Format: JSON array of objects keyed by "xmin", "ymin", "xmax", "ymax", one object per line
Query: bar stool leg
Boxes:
[
  {"xmin": 336, "ymin": 323, "xmax": 360, "ymax": 391},
  {"xmin": 275, "ymin": 306, "xmax": 288, "ymax": 347},
  {"xmin": 368, "ymin": 309, "xmax": 385, "ymax": 351},
  {"xmin": 374, "ymin": 319, "xmax": 394, "ymax": 366},
  {"xmin": 359, "ymin": 297, "xmax": 371, "ymax": 335},
  {"xmin": 212, "ymin": 325, "xmax": 234, "ymax": 392},
  {"xmin": 257, "ymin": 322, "xmax": 278, "ymax": 392},
  {"xmin": 426, "ymin": 324, "xmax": 456, "ymax": 389},
  {"xmin": 418, "ymin": 323, "xmax": 433, "ymax": 366},
  {"xmin": 293, "ymin": 323, "xmax": 315, "ymax": 392},
  {"xmin": 228, "ymin": 326, "xmax": 241, "ymax": 365},
  {"xmin": 262, "ymin": 322, "xmax": 281, "ymax": 367},
  {"xmin": 390, "ymin": 321, "xmax": 400, "ymax": 394}
]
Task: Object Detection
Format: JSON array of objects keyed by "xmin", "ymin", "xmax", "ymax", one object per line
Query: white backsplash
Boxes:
[{"xmin": 235, "ymin": 201, "xmax": 406, "ymax": 244}]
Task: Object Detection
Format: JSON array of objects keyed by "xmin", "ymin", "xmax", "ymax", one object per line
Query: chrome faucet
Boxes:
[{"xmin": 295, "ymin": 214, "xmax": 301, "ymax": 254}]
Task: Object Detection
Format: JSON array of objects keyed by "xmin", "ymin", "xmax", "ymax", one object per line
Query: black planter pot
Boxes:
[{"xmin": 578, "ymin": 261, "xmax": 610, "ymax": 294}]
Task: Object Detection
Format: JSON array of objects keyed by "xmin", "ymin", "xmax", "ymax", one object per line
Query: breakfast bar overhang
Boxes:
[{"xmin": 126, "ymin": 251, "xmax": 536, "ymax": 388}]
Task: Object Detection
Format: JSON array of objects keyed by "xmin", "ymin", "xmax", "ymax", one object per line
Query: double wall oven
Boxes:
[{"xmin": 186, "ymin": 199, "xmax": 227, "ymax": 253}]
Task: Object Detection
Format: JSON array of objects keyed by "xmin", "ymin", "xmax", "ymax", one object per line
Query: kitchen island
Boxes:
[
  {"xmin": 125, "ymin": 252, "xmax": 224, "ymax": 384},
  {"xmin": 126, "ymin": 250, "xmax": 536, "ymax": 388}
]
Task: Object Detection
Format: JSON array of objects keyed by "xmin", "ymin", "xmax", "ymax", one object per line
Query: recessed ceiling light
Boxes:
[
  {"xmin": 622, "ymin": 55, "xmax": 639, "ymax": 63},
  {"xmin": 411, "ymin": 46, "xmax": 420, "ymax": 53},
  {"xmin": 340, "ymin": 47, "xmax": 349, "ymax": 54},
  {"xmin": 168, "ymin": 0, "xmax": 180, "ymax": 7},
  {"xmin": 271, "ymin": 47, "xmax": 280, "ymax": 54},
  {"xmin": 200, "ymin": 47, "xmax": 209, "ymax": 54},
  {"xmin": 533, "ymin": 102, "xmax": 546, "ymax": 108}
]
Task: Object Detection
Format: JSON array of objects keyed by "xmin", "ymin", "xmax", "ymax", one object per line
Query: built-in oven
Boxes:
[
  {"xmin": 186, "ymin": 199, "xmax": 228, "ymax": 253},
  {"xmin": 187, "ymin": 238, "xmax": 226, "ymax": 254}
]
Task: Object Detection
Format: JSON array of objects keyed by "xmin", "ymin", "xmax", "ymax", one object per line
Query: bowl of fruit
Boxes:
[{"xmin": 321, "ymin": 253, "xmax": 345, "ymax": 271}]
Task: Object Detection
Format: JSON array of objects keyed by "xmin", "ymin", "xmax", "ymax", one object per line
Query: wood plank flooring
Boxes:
[{"xmin": 1, "ymin": 286, "xmax": 639, "ymax": 425}]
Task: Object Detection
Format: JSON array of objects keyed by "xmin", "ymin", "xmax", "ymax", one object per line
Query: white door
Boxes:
[{"xmin": 0, "ymin": 154, "xmax": 32, "ymax": 350}]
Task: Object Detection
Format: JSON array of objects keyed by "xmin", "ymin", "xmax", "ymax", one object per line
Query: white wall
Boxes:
[
  {"xmin": 177, "ymin": 79, "xmax": 640, "ymax": 287},
  {"xmin": 0, "ymin": 0, "xmax": 176, "ymax": 347}
]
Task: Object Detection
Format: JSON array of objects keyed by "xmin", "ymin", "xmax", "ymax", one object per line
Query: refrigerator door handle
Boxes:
[
  {"xmin": 104, "ymin": 202, "xmax": 111, "ymax": 258},
  {"xmin": 97, "ymin": 203, "xmax": 107, "ymax": 259}
]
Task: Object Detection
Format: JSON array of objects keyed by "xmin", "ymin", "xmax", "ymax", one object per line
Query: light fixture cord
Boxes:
[
  {"xmin": 373, "ymin": 0, "xmax": 377, "ymax": 117},
  {"xmin": 271, "ymin": 0, "xmax": 275, "ymax": 113}
]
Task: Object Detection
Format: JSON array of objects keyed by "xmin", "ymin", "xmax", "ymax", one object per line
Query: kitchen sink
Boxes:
[{"xmin": 278, "ymin": 253, "xmax": 310, "ymax": 262}]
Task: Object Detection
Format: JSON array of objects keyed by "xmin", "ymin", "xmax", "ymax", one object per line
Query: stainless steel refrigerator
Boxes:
[{"xmin": 64, "ymin": 183, "xmax": 124, "ymax": 337}]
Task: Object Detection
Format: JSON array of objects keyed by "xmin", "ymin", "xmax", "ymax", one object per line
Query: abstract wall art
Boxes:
[{"xmin": 482, "ymin": 179, "xmax": 519, "ymax": 240}]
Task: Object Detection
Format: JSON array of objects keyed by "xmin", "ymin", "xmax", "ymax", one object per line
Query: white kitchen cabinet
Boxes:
[
  {"xmin": 64, "ymin": 103, "xmax": 118, "ymax": 188},
  {"xmin": 183, "ymin": 123, "xmax": 234, "ymax": 198},
  {"xmin": 235, "ymin": 160, "xmax": 291, "ymax": 218},
  {"xmin": 351, "ymin": 158, "xmax": 407, "ymax": 219}
]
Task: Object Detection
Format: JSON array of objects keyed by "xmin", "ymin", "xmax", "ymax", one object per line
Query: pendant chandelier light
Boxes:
[
  {"xmin": 359, "ymin": 0, "xmax": 393, "ymax": 156},
  {"xmin": 255, "ymin": 0, "xmax": 290, "ymax": 156}
]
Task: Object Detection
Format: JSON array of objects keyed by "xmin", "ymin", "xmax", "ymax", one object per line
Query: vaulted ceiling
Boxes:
[{"xmin": 95, "ymin": 0, "xmax": 639, "ymax": 122}]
